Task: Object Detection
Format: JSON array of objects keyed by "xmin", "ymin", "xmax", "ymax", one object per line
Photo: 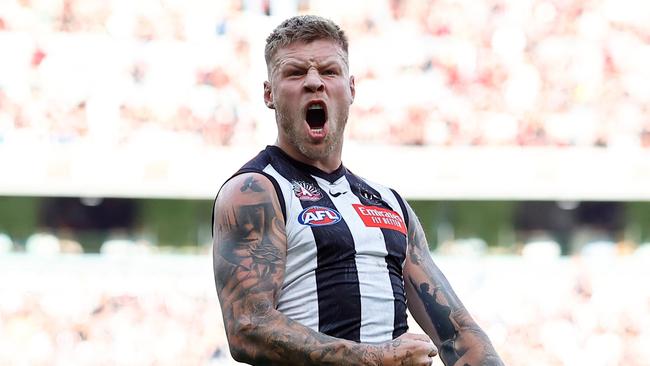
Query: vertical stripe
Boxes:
[
  {"xmin": 269, "ymin": 158, "xmax": 362, "ymax": 341},
  {"xmin": 390, "ymin": 188, "xmax": 409, "ymax": 231},
  {"xmin": 314, "ymin": 176, "xmax": 395, "ymax": 343},
  {"xmin": 264, "ymin": 165, "xmax": 321, "ymax": 332},
  {"xmin": 346, "ymin": 174, "xmax": 409, "ymax": 339}
]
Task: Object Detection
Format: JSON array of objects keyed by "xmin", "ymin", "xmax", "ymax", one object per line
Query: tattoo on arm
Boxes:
[
  {"xmin": 407, "ymin": 278, "xmax": 455, "ymax": 340},
  {"xmin": 406, "ymin": 275, "xmax": 464, "ymax": 364},
  {"xmin": 216, "ymin": 201, "xmax": 282, "ymax": 292},
  {"xmin": 404, "ymin": 206, "xmax": 503, "ymax": 366},
  {"xmin": 240, "ymin": 176, "xmax": 265, "ymax": 192}
]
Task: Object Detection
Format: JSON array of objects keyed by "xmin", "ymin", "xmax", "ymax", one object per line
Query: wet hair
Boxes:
[{"xmin": 264, "ymin": 15, "xmax": 349, "ymax": 71}]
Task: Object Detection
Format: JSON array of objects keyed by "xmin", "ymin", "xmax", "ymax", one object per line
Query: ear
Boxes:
[
  {"xmin": 264, "ymin": 81, "xmax": 274, "ymax": 109},
  {"xmin": 349, "ymin": 75, "xmax": 355, "ymax": 104}
]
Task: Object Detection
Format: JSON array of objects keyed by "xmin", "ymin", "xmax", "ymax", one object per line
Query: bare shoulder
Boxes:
[{"xmin": 215, "ymin": 173, "xmax": 282, "ymax": 212}]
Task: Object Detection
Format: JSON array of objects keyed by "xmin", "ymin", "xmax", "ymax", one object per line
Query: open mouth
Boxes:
[{"xmin": 305, "ymin": 102, "xmax": 327, "ymax": 130}]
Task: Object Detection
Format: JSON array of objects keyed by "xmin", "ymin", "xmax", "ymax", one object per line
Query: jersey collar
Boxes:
[{"xmin": 268, "ymin": 145, "xmax": 347, "ymax": 184}]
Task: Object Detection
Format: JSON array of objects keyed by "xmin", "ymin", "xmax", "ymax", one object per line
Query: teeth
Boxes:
[
  {"xmin": 312, "ymin": 128, "xmax": 323, "ymax": 133},
  {"xmin": 308, "ymin": 104, "xmax": 324, "ymax": 110}
]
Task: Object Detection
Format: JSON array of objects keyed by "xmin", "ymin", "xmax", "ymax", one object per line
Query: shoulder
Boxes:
[
  {"xmin": 216, "ymin": 173, "xmax": 280, "ymax": 208},
  {"xmin": 212, "ymin": 173, "xmax": 286, "ymax": 236}
]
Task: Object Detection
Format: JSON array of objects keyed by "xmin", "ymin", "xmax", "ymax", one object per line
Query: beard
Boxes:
[{"xmin": 275, "ymin": 106, "xmax": 348, "ymax": 161}]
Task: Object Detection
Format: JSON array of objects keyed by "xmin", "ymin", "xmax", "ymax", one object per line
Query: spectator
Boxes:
[{"xmin": 0, "ymin": 0, "xmax": 649, "ymax": 149}]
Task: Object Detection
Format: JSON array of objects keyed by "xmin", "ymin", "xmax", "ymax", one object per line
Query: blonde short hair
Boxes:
[{"xmin": 264, "ymin": 15, "xmax": 349, "ymax": 70}]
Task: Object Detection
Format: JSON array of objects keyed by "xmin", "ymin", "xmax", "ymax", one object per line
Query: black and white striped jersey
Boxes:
[{"xmin": 223, "ymin": 145, "xmax": 410, "ymax": 343}]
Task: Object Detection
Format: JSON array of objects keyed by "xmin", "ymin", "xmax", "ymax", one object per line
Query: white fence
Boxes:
[{"xmin": 3, "ymin": 145, "xmax": 650, "ymax": 201}]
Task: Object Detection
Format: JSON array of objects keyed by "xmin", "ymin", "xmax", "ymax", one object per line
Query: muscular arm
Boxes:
[
  {"xmin": 213, "ymin": 173, "xmax": 431, "ymax": 365},
  {"xmin": 403, "ymin": 203, "xmax": 504, "ymax": 366}
]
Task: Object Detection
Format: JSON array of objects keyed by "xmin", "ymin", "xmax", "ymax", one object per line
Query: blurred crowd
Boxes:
[
  {"xmin": 452, "ymin": 254, "xmax": 650, "ymax": 366},
  {"xmin": 0, "ymin": 253, "xmax": 232, "ymax": 365},
  {"xmin": 1, "ymin": 252, "xmax": 648, "ymax": 365},
  {"xmin": 1, "ymin": 0, "xmax": 650, "ymax": 150},
  {"xmin": 2, "ymin": 229, "xmax": 650, "ymax": 365}
]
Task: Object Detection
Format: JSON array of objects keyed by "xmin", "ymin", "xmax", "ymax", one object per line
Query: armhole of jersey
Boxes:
[
  {"xmin": 211, "ymin": 169, "xmax": 287, "ymax": 238},
  {"xmin": 256, "ymin": 170, "xmax": 287, "ymax": 222},
  {"xmin": 390, "ymin": 188, "xmax": 409, "ymax": 231}
]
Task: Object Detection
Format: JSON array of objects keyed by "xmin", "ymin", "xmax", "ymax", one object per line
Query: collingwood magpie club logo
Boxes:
[
  {"xmin": 292, "ymin": 180, "xmax": 322, "ymax": 201},
  {"xmin": 359, "ymin": 185, "xmax": 382, "ymax": 204}
]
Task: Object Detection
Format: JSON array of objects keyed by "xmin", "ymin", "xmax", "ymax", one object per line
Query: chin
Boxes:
[{"xmin": 298, "ymin": 142, "xmax": 335, "ymax": 161}]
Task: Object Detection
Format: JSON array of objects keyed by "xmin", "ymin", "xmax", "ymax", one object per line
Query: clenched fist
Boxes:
[{"xmin": 378, "ymin": 332, "xmax": 438, "ymax": 366}]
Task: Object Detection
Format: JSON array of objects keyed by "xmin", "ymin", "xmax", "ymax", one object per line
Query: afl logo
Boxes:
[{"xmin": 298, "ymin": 206, "xmax": 341, "ymax": 227}]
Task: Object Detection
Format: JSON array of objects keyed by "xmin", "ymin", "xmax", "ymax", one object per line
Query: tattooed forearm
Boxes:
[
  {"xmin": 439, "ymin": 340, "xmax": 461, "ymax": 366},
  {"xmin": 407, "ymin": 278, "xmax": 455, "ymax": 340},
  {"xmin": 232, "ymin": 309, "xmax": 390, "ymax": 366},
  {"xmin": 409, "ymin": 251, "xmax": 422, "ymax": 266},
  {"xmin": 403, "ymin": 204, "xmax": 504, "ymax": 366},
  {"xmin": 406, "ymin": 276, "xmax": 464, "ymax": 365}
]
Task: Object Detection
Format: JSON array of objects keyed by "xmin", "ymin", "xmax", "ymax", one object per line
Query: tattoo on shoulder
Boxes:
[{"xmin": 240, "ymin": 176, "xmax": 265, "ymax": 193}]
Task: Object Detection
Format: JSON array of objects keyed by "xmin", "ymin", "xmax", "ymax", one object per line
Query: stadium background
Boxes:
[{"xmin": 1, "ymin": 0, "xmax": 649, "ymax": 364}]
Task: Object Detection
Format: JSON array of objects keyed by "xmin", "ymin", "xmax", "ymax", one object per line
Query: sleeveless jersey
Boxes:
[{"xmin": 219, "ymin": 145, "xmax": 410, "ymax": 343}]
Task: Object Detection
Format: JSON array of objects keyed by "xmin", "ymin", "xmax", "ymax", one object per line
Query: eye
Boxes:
[
  {"xmin": 287, "ymin": 69, "xmax": 304, "ymax": 77},
  {"xmin": 323, "ymin": 69, "xmax": 337, "ymax": 75}
]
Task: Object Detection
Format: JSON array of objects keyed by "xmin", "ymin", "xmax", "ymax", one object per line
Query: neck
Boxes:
[{"xmin": 275, "ymin": 142, "xmax": 342, "ymax": 173}]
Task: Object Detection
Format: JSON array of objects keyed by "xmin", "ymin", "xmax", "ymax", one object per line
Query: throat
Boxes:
[{"xmin": 306, "ymin": 108, "xmax": 326, "ymax": 129}]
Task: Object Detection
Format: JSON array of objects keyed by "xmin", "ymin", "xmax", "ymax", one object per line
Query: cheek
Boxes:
[
  {"xmin": 332, "ymin": 82, "xmax": 353, "ymax": 102},
  {"xmin": 275, "ymin": 89, "xmax": 300, "ymax": 108}
]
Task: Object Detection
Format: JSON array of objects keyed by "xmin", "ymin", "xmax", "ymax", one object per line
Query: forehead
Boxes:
[{"xmin": 271, "ymin": 39, "xmax": 347, "ymax": 68}]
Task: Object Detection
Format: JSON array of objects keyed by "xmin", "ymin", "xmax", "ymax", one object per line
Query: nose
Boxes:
[{"xmin": 304, "ymin": 68, "xmax": 324, "ymax": 93}]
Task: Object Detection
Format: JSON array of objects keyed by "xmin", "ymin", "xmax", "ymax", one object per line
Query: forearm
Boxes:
[
  {"xmin": 438, "ymin": 327, "xmax": 503, "ymax": 366},
  {"xmin": 407, "ymin": 298, "xmax": 502, "ymax": 366},
  {"xmin": 403, "ymin": 203, "xmax": 504, "ymax": 366},
  {"xmin": 225, "ymin": 303, "xmax": 384, "ymax": 365},
  {"xmin": 405, "ymin": 270, "xmax": 503, "ymax": 366}
]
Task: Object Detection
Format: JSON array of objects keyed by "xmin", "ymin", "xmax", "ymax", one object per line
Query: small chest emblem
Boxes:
[
  {"xmin": 357, "ymin": 185, "xmax": 383, "ymax": 205},
  {"xmin": 292, "ymin": 180, "xmax": 322, "ymax": 201},
  {"xmin": 298, "ymin": 206, "xmax": 341, "ymax": 226}
]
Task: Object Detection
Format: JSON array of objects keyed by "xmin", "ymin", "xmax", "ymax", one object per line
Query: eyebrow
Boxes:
[
  {"xmin": 281, "ymin": 61, "xmax": 308, "ymax": 69},
  {"xmin": 280, "ymin": 59, "xmax": 341, "ymax": 70},
  {"xmin": 271, "ymin": 55, "xmax": 347, "ymax": 77},
  {"xmin": 319, "ymin": 60, "xmax": 341, "ymax": 68}
]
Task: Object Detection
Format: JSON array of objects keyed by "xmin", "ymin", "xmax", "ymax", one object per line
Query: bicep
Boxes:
[{"xmin": 212, "ymin": 173, "xmax": 287, "ymax": 324}]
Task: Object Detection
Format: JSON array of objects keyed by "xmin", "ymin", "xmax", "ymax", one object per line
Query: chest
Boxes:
[{"xmin": 284, "ymin": 178, "xmax": 407, "ymax": 267}]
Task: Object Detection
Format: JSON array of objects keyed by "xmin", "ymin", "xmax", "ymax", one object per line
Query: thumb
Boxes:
[{"xmin": 428, "ymin": 344, "xmax": 438, "ymax": 357}]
